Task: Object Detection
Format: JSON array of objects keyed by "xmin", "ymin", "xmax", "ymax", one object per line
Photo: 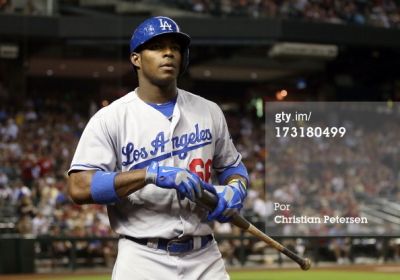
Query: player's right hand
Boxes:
[{"xmin": 145, "ymin": 161, "xmax": 202, "ymax": 201}]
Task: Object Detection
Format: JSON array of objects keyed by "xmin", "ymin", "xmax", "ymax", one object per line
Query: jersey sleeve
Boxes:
[
  {"xmin": 212, "ymin": 104, "xmax": 242, "ymax": 173},
  {"xmin": 68, "ymin": 114, "xmax": 117, "ymax": 174}
]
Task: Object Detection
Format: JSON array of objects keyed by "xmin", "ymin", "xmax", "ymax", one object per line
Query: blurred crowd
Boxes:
[
  {"xmin": 182, "ymin": 0, "xmax": 400, "ymax": 28},
  {"xmin": 2, "ymin": 0, "xmax": 400, "ymax": 29},
  {"xmin": 0, "ymin": 0, "xmax": 51, "ymax": 15},
  {"xmin": 260, "ymin": 106, "xmax": 400, "ymax": 236},
  {"xmin": 0, "ymin": 83, "xmax": 117, "ymax": 264}
]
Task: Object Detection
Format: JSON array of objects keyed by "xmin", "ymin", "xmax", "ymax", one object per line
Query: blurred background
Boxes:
[{"xmin": 0, "ymin": 0, "xmax": 399, "ymax": 274}]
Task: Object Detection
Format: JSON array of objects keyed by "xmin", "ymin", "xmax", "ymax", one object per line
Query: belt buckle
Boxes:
[{"xmin": 166, "ymin": 237, "xmax": 191, "ymax": 255}]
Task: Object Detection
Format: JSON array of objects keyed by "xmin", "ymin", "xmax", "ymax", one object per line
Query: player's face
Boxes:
[{"xmin": 132, "ymin": 36, "xmax": 182, "ymax": 85}]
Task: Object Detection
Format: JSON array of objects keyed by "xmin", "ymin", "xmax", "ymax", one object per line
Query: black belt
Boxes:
[{"xmin": 123, "ymin": 234, "xmax": 213, "ymax": 254}]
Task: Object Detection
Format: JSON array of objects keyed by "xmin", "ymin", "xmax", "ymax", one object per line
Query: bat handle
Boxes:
[{"xmin": 197, "ymin": 189, "xmax": 218, "ymax": 211}]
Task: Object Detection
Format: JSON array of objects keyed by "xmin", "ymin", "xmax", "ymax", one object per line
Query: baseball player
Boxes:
[{"xmin": 68, "ymin": 16, "xmax": 249, "ymax": 280}]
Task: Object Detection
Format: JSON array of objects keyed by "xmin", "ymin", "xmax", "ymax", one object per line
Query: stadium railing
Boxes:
[{"xmin": 0, "ymin": 234, "xmax": 399, "ymax": 273}]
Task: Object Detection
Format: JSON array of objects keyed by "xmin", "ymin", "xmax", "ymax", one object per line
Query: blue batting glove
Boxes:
[
  {"xmin": 145, "ymin": 161, "xmax": 202, "ymax": 202},
  {"xmin": 202, "ymin": 180, "xmax": 247, "ymax": 223}
]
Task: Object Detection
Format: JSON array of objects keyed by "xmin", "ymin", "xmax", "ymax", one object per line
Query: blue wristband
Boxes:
[
  {"xmin": 90, "ymin": 171, "xmax": 120, "ymax": 204},
  {"xmin": 145, "ymin": 161, "xmax": 159, "ymax": 185}
]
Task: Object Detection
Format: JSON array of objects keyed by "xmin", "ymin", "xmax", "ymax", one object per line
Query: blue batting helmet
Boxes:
[{"xmin": 130, "ymin": 16, "xmax": 191, "ymax": 73}]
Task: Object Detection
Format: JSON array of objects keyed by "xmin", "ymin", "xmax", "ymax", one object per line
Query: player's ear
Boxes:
[{"xmin": 130, "ymin": 52, "xmax": 141, "ymax": 69}]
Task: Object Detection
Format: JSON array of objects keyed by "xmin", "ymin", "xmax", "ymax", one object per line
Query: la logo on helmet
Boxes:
[{"xmin": 159, "ymin": 19, "xmax": 173, "ymax": 31}]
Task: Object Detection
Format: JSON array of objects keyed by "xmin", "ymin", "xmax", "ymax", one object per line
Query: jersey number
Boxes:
[{"xmin": 189, "ymin": 159, "xmax": 212, "ymax": 183}]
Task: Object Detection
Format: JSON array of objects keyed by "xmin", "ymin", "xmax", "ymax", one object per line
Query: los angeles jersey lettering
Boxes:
[
  {"xmin": 69, "ymin": 89, "xmax": 241, "ymax": 239},
  {"xmin": 121, "ymin": 124, "xmax": 213, "ymax": 167}
]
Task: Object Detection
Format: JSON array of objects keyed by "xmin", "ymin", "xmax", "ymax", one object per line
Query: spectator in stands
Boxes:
[
  {"xmin": 0, "ymin": 0, "xmax": 13, "ymax": 13},
  {"xmin": 328, "ymin": 224, "xmax": 352, "ymax": 264},
  {"xmin": 214, "ymin": 220, "xmax": 238, "ymax": 265}
]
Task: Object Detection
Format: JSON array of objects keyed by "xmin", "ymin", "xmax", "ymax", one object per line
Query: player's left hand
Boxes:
[
  {"xmin": 145, "ymin": 161, "xmax": 202, "ymax": 201},
  {"xmin": 202, "ymin": 180, "xmax": 247, "ymax": 223}
]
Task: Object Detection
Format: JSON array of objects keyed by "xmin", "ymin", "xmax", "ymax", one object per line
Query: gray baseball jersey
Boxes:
[{"xmin": 69, "ymin": 88, "xmax": 241, "ymax": 239}]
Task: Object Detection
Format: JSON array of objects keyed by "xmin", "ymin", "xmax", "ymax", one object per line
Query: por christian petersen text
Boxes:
[{"xmin": 273, "ymin": 203, "xmax": 368, "ymax": 224}]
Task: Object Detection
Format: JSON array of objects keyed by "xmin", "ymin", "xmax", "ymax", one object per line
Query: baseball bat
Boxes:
[{"xmin": 197, "ymin": 190, "xmax": 312, "ymax": 271}]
